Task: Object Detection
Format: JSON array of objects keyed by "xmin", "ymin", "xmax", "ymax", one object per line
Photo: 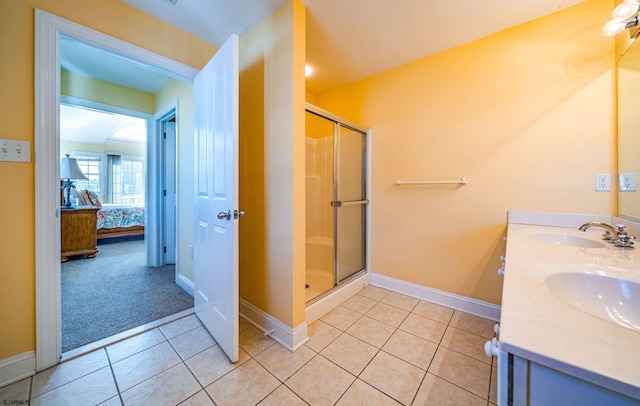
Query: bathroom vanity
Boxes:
[{"xmin": 490, "ymin": 211, "xmax": 640, "ymax": 405}]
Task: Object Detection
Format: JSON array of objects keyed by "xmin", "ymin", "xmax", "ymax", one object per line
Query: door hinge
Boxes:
[
  {"xmin": 163, "ymin": 132, "xmax": 167, "ymax": 139},
  {"xmin": 163, "ymin": 190, "xmax": 167, "ymax": 196},
  {"xmin": 163, "ymin": 246, "xmax": 167, "ymax": 253}
]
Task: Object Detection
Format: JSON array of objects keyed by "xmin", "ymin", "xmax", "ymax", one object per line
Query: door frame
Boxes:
[
  {"xmin": 156, "ymin": 104, "xmax": 178, "ymax": 266},
  {"xmin": 35, "ymin": 9, "xmax": 198, "ymax": 371}
]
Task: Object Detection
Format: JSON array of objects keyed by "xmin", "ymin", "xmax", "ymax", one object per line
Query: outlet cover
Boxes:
[
  {"xmin": 595, "ymin": 174, "xmax": 611, "ymax": 191},
  {"xmin": 619, "ymin": 173, "xmax": 637, "ymax": 191}
]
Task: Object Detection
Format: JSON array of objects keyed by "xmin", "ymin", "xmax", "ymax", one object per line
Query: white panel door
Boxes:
[{"xmin": 194, "ymin": 34, "xmax": 239, "ymax": 362}]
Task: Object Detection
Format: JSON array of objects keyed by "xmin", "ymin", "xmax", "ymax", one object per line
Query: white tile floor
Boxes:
[{"xmin": 0, "ymin": 286, "xmax": 498, "ymax": 405}]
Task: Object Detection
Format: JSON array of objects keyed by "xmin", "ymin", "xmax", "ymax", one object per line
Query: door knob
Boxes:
[
  {"xmin": 217, "ymin": 210, "xmax": 231, "ymax": 220},
  {"xmin": 234, "ymin": 209, "xmax": 245, "ymax": 219}
]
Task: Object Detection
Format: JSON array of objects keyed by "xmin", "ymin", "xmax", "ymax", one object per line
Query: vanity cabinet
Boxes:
[
  {"xmin": 495, "ymin": 212, "xmax": 640, "ymax": 405},
  {"xmin": 60, "ymin": 206, "xmax": 99, "ymax": 262},
  {"xmin": 495, "ymin": 349, "xmax": 639, "ymax": 405}
]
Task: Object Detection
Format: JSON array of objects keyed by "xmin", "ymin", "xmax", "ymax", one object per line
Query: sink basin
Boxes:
[
  {"xmin": 529, "ymin": 263, "xmax": 640, "ymax": 331},
  {"xmin": 522, "ymin": 229, "xmax": 607, "ymax": 248}
]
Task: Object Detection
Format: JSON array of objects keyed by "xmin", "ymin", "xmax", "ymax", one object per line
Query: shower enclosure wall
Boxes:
[{"xmin": 305, "ymin": 104, "xmax": 368, "ymax": 303}]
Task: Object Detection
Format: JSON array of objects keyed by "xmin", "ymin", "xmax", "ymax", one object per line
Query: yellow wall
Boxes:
[
  {"xmin": 0, "ymin": 0, "xmax": 215, "ymax": 360},
  {"xmin": 238, "ymin": 0, "xmax": 307, "ymax": 328},
  {"xmin": 314, "ymin": 0, "xmax": 615, "ymax": 304},
  {"xmin": 155, "ymin": 79, "xmax": 196, "ymax": 282},
  {"xmin": 61, "ymin": 69, "xmax": 149, "ymax": 163},
  {"xmin": 62, "ymin": 69, "xmax": 155, "ymax": 114}
]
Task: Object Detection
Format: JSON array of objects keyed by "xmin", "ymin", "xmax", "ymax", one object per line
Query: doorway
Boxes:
[
  {"xmin": 35, "ymin": 10, "xmax": 200, "ymax": 370},
  {"xmin": 58, "ymin": 100, "xmax": 192, "ymax": 354}
]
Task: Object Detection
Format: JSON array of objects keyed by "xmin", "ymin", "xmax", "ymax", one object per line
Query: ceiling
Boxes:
[
  {"xmin": 121, "ymin": 0, "xmax": 586, "ymax": 94},
  {"xmin": 60, "ymin": 0, "xmax": 587, "ymax": 143},
  {"xmin": 60, "ymin": 104, "xmax": 146, "ymax": 145}
]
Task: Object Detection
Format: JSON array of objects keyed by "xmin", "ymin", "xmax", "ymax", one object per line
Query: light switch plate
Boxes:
[{"xmin": 0, "ymin": 139, "xmax": 31, "ymax": 162}]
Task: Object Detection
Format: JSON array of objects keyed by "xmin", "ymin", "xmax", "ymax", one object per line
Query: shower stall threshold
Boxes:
[{"xmin": 305, "ymin": 270, "xmax": 369, "ymax": 324}]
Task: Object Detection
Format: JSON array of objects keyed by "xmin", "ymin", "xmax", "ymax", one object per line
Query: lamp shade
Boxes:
[{"xmin": 60, "ymin": 156, "xmax": 88, "ymax": 180}]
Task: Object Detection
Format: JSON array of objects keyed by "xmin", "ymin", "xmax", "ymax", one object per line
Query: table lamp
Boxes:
[{"xmin": 60, "ymin": 154, "xmax": 88, "ymax": 208}]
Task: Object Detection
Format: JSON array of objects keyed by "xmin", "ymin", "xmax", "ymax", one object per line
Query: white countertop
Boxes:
[{"xmin": 501, "ymin": 211, "xmax": 640, "ymax": 399}]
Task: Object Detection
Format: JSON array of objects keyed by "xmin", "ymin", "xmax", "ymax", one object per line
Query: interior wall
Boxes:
[
  {"xmin": 155, "ymin": 79, "xmax": 195, "ymax": 282},
  {"xmin": 314, "ymin": 0, "xmax": 615, "ymax": 305},
  {"xmin": 238, "ymin": 0, "xmax": 307, "ymax": 328},
  {"xmin": 61, "ymin": 69, "xmax": 155, "ymax": 113},
  {"xmin": 0, "ymin": 0, "xmax": 216, "ymax": 361}
]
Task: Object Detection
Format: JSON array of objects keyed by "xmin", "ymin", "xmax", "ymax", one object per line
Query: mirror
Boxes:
[{"xmin": 617, "ymin": 38, "xmax": 640, "ymax": 220}]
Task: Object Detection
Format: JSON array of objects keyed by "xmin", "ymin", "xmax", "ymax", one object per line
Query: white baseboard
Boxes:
[
  {"xmin": 0, "ymin": 351, "xmax": 36, "ymax": 389},
  {"xmin": 305, "ymin": 272, "xmax": 369, "ymax": 324},
  {"xmin": 239, "ymin": 299, "xmax": 309, "ymax": 352},
  {"xmin": 176, "ymin": 273, "xmax": 194, "ymax": 297},
  {"xmin": 370, "ymin": 273, "xmax": 501, "ymax": 321}
]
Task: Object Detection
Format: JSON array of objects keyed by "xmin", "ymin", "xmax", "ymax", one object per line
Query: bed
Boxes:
[
  {"xmin": 76, "ymin": 189, "xmax": 145, "ymax": 240},
  {"xmin": 96, "ymin": 204, "xmax": 145, "ymax": 240}
]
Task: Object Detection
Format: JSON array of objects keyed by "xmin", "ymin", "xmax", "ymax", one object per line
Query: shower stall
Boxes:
[{"xmin": 305, "ymin": 104, "xmax": 368, "ymax": 303}]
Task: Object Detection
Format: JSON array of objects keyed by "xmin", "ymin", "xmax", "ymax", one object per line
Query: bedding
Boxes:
[
  {"xmin": 97, "ymin": 204, "xmax": 145, "ymax": 230},
  {"xmin": 74, "ymin": 190, "xmax": 145, "ymax": 239},
  {"xmin": 96, "ymin": 204, "xmax": 145, "ymax": 239}
]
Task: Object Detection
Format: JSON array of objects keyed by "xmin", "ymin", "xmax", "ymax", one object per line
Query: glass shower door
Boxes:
[{"xmin": 334, "ymin": 124, "xmax": 367, "ymax": 283}]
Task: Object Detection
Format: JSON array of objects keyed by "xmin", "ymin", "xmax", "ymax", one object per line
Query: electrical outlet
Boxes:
[
  {"xmin": 619, "ymin": 173, "xmax": 637, "ymax": 191},
  {"xmin": 595, "ymin": 174, "xmax": 611, "ymax": 191}
]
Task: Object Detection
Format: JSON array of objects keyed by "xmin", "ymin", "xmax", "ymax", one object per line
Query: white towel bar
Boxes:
[{"xmin": 395, "ymin": 178, "xmax": 467, "ymax": 186}]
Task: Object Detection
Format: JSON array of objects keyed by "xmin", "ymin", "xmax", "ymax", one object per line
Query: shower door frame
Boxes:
[{"xmin": 305, "ymin": 103, "xmax": 370, "ymax": 301}]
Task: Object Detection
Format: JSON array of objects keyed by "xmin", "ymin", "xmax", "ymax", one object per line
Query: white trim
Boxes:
[
  {"xmin": 176, "ymin": 273, "xmax": 194, "ymax": 297},
  {"xmin": 305, "ymin": 272, "xmax": 370, "ymax": 324},
  {"xmin": 35, "ymin": 9, "xmax": 198, "ymax": 372},
  {"xmin": 239, "ymin": 299, "xmax": 309, "ymax": 351},
  {"xmin": 0, "ymin": 351, "xmax": 36, "ymax": 388},
  {"xmin": 152, "ymin": 100, "xmax": 179, "ymax": 268},
  {"xmin": 369, "ymin": 273, "xmax": 502, "ymax": 321},
  {"xmin": 35, "ymin": 7, "xmax": 63, "ymax": 372}
]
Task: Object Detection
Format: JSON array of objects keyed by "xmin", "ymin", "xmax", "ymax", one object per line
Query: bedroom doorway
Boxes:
[
  {"xmin": 36, "ymin": 10, "xmax": 202, "ymax": 370},
  {"xmin": 52, "ymin": 31, "xmax": 194, "ymax": 358}
]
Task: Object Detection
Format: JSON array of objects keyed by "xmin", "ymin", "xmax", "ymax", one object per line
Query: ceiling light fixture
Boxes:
[
  {"xmin": 305, "ymin": 64, "xmax": 313, "ymax": 77},
  {"xmin": 602, "ymin": 0, "xmax": 640, "ymax": 37}
]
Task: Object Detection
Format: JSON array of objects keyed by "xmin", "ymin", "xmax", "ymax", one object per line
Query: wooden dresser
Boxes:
[{"xmin": 61, "ymin": 206, "xmax": 99, "ymax": 262}]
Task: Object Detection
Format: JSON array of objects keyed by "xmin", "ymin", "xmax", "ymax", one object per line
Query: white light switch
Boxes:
[{"xmin": 0, "ymin": 139, "xmax": 31, "ymax": 162}]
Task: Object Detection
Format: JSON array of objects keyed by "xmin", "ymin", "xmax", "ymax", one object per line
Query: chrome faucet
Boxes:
[{"xmin": 578, "ymin": 221, "xmax": 635, "ymax": 248}]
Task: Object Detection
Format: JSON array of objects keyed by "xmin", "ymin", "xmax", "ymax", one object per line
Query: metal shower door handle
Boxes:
[{"xmin": 217, "ymin": 210, "xmax": 231, "ymax": 220}]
